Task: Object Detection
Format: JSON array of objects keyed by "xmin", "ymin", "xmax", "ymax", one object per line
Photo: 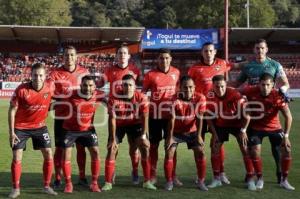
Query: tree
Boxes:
[
  {"xmin": 271, "ymin": 0, "xmax": 300, "ymax": 27},
  {"xmin": 0, "ymin": 0, "xmax": 72, "ymax": 26}
]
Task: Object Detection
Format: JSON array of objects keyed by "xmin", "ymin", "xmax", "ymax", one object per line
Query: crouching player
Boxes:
[
  {"xmin": 243, "ymin": 73, "xmax": 294, "ymax": 191},
  {"xmin": 205, "ymin": 75, "xmax": 254, "ymax": 190},
  {"xmin": 8, "ymin": 63, "xmax": 57, "ymax": 198},
  {"xmin": 102, "ymin": 74, "xmax": 157, "ymax": 191},
  {"xmin": 61, "ymin": 76, "xmax": 103, "ymax": 193},
  {"xmin": 164, "ymin": 76, "xmax": 207, "ymax": 191}
]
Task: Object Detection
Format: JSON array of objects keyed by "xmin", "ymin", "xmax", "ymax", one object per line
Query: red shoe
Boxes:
[
  {"xmin": 64, "ymin": 183, "xmax": 73, "ymax": 193},
  {"xmin": 90, "ymin": 183, "xmax": 101, "ymax": 192}
]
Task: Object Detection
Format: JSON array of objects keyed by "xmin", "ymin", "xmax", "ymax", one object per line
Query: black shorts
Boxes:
[
  {"xmin": 169, "ymin": 132, "xmax": 201, "ymax": 149},
  {"xmin": 149, "ymin": 118, "xmax": 169, "ymax": 144},
  {"xmin": 109, "ymin": 124, "xmax": 143, "ymax": 144},
  {"xmin": 62, "ymin": 129, "xmax": 99, "ymax": 148},
  {"xmin": 54, "ymin": 119, "xmax": 65, "ymax": 147},
  {"xmin": 248, "ymin": 129, "xmax": 284, "ymax": 147},
  {"xmin": 215, "ymin": 126, "xmax": 241, "ymax": 143},
  {"xmin": 13, "ymin": 127, "xmax": 51, "ymax": 150},
  {"xmin": 200, "ymin": 119, "xmax": 209, "ymax": 140}
]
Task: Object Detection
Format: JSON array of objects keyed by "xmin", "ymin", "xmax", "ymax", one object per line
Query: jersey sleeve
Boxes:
[
  {"xmin": 10, "ymin": 87, "xmax": 21, "ymax": 107},
  {"xmin": 142, "ymin": 72, "xmax": 151, "ymax": 93},
  {"xmin": 275, "ymin": 62, "xmax": 287, "ymax": 79},
  {"xmin": 139, "ymin": 94, "xmax": 150, "ymax": 114}
]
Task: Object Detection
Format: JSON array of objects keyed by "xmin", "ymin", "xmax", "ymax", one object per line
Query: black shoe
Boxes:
[
  {"xmin": 78, "ymin": 178, "xmax": 89, "ymax": 187},
  {"xmin": 53, "ymin": 180, "xmax": 62, "ymax": 189},
  {"xmin": 276, "ymin": 172, "xmax": 282, "ymax": 184}
]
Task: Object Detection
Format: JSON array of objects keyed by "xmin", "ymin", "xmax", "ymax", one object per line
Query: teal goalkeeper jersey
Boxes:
[{"xmin": 237, "ymin": 57, "xmax": 286, "ymax": 85}]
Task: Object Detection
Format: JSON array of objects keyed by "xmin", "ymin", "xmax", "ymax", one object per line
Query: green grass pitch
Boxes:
[{"xmin": 0, "ymin": 99, "xmax": 299, "ymax": 199}]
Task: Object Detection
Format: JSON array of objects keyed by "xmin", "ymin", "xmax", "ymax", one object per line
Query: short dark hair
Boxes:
[
  {"xmin": 63, "ymin": 45, "xmax": 77, "ymax": 54},
  {"xmin": 212, "ymin": 75, "xmax": 225, "ymax": 83},
  {"xmin": 202, "ymin": 42, "xmax": 215, "ymax": 49},
  {"xmin": 180, "ymin": 75, "xmax": 194, "ymax": 85},
  {"xmin": 259, "ymin": 73, "xmax": 274, "ymax": 82},
  {"xmin": 31, "ymin": 63, "xmax": 45, "ymax": 73},
  {"xmin": 158, "ymin": 48, "xmax": 171, "ymax": 55},
  {"xmin": 122, "ymin": 74, "xmax": 136, "ymax": 82},
  {"xmin": 81, "ymin": 75, "xmax": 95, "ymax": 83},
  {"xmin": 116, "ymin": 43, "xmax": 129, "ymax": 53},
  {"xmin": 254, "ymin": 39, "xmax": 268, "ymax": 46}
]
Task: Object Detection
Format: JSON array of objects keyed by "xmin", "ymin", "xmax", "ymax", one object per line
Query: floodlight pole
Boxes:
[
  {"xmin": 246, "ymin": 0, "xmax": 250, "ymax": 28},
  {"xmin": 224, "ymin": 0, "xmax": 229, "ymax": 62}
]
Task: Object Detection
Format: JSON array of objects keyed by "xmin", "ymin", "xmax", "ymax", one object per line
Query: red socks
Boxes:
[
  {"xmin": 11, "ymin": 160, "xmax": 22, "ymax": 189},
  {"xmin": 252, "ymin": 157, "xmax": 263, "ymax": 178},
  {"xmin": 164, "ymin": 158, "xmax": 174, "ymax": 182},
  {"xmin": 43, "ymin": 159, "xmax": 53, "ymax": 187},
  {"xmin": 195, "ymin": 156, "xmax": 206, "ymax": 182},
  {"xmin": 91, "ymin": 159, "xmax": 100, "ymax": 184},
  {"xmin": 149, "ymin": 144, "xmax": 159, "ymax": 179},
  {"xmin": 243, "ymin": 155, "xmax": 254, "ymax": 180},
  {"xmin": 141, "ymin": 158, "xmax": 151, "ymax": 182},
  {"xmin": 211, "ymin": 154, "xmax": 221, "ymax": 178},
  {"xmin": 54, "ymin": 147, "xmax": 63, "ymax": 181},
  {"xmin": 172, "ymin": 152, "xmax": 177, "ymax": 179},
  {"xmin": 130, "ymin": 152, "xmax": 140, "ymax": 176},
  {"xmin": 281, "ymin": 156, "xmax": 292, "ymax": 180},
  {"xmin": 220, "ymin": 145, "xmax": 225, "ymax": 173},
  {"xmin": 76, "ymin": 144, "xmax": 86, "ymax": 179},
  {"xmin": 62, "ymin": 161, "xmax": 72, "ymax": 184},
  {"xmin": 105, "ymin": 159, "xmax": 115, "ymax": 183}
]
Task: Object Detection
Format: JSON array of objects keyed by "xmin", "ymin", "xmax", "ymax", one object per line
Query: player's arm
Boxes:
[
  {"xmin": 141, "ymin": 112, "xmax": 149, "ymax": 138},
  {"xmin": 8, "ymin": 104, "xmax": 19, "ymax": 148},
  {"xmin": 196, "ymin": 114, "xmax": 205, "ymax": 150},
  {"xmin": 107, "ymin": 115, "xmax": 118, "ymax": 150},
  {"xmin": 275, "ymin": 63, "xmax": 290, "ymax": 92},
  {"xmin": 166, "ymin": 105, "xmax": 176, "ymax": 150},
  {"xmin": 238, "ymin": 98, "xmax": 251, "ymax": 146},
  {"xmin": 205, "ymin": 112, "xmax": 218, "ymax": 147},
  {"xmin": 280, "ymin": 105, "xmax": 293, "ymax": 152}
]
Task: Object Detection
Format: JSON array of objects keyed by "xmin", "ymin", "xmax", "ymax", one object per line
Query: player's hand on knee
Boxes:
[
  {"xmin": 239, "ymin": 132, "xmax": 248, "ymax": 147},
  {"xmin": 137, "ymin": 135, "xmax": 150, "ymax": 148},
  {"xmin": 165, "ymin": 136, "xmax": 176, "ymax": 150},
  {"xmin": 197, "ymin": 136, "xmax": 205, "ymax": 151},
  {"xmin": 9, "ymin": 133, "xmax": 20, "ymax": 148},
  {"xmin": 107, "ymin": 140, "xmax": 118, "ymax": 151},
  {"xmin": 281, "ymin": 137, "xmax": 291, "ymax": 153}
]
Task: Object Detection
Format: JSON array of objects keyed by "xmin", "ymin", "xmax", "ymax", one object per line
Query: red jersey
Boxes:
[
  {"xmin": 142, "ymin": 66, "xmax": 180, "ymax": 119},
  {"xmin": 63, "ymin": 90, "xmax": 101, "ymax": 131},
  {"xmin": 10, "ymin": 81, "xmax": 54, "ymax": 129},
  {"xmin": 206, "ymin": 87, "xmax": 245, "ymax": 128},
  {"xmin": 242, "ymin": 86, "xmax": 287, "ymax": 131},
  {"xmin": 104, "ymin": 63, "xmax": 141, "ymax": 96},
  {"xmin": 49, "ymin": 65, "xmax": 89, "ymax": 117},
  {"xmin": 108, "ymin": 91, "xmax": 149, "ymax": 127},
  {"xmin": 173, "ymin": 94, "xmax": 206, "ymax": 134},
  {"xmin": 188, "ymin": 58, "xmax": 230, "ymax": 95}
]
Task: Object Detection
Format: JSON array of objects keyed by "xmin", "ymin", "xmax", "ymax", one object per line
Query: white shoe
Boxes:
[
  {"xmin": 207, "ymin": 178, "xmax": 222, "ymax": 188},
  {"xmin": 43, "ymin": 187, "xmax": 58, "ymax": 195},
  {"xmin": 150, "ymin": 177, "xmax": 157, "ymax": 185},
  {"xmin": 196, "ymin": 181, "xmax": 208, "ymax": 191},
  {"xmin": 220, "ymin": 173, "xmax": 230, "ymax": 184},
  {"xmin": 173, "ymin": 176, "xmax": 183, "ymax": 186},
  {"xmin": 165, "ymin": 181, "xmax": 174, "ymax": 191},
  {"xmin": 280, "ymin": 179, "xmax": 295, "ymax": 191},
  {"xmin": 247, "ymin": 180, "xmax": 256, "ymax": 191},
  {"xmin": 256, "ymin": 178, "xmax": 264, "ymax": 190},
  {"xmin": 8, "ymin": 189, "xmax": 20, "ymax": 199}
]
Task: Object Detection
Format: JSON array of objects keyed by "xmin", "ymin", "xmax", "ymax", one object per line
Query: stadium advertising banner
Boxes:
[
  {"xmin": 0, "ymin": 90, "xmax": 14, "ymax": 98},
  {"xmin": 1, "ymin": 82, "xmax": 21, "ymax": 90},
  {"xmin": 141, "ymin": 29, "xmax": 219, "ymax": 50}
]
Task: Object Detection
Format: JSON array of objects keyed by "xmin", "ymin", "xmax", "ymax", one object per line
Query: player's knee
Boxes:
[
  {"xmin": 90, "ymin": 147, "xmax": 99, "ymax": 159},
  {"xmin": 43, "ymin": 148, "xmax": 53, "ymax": 159}
]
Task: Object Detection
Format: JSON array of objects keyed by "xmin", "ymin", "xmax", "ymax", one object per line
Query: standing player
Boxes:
[
  {"xmin": 8, "ymin": 63, "xmax": 57, "ymax": 198},
  {"xmin": 188, "ymin": 42, "xmax": 231, "ymax": 184},
  {"xmin": 103, "ymin": 45, "xmax": 141, "ymax": 184},
  {"xmin": 102, "ymin": 74, "xmax": 157, "ymax": 191},
  {"xmin": 49, "ymin": 46, "xmax": 89, "ymax": 187},
  {"xmin": 61, "ymin": 76, "xmax": 103, "ymax": 193},
  {"xmin": 164, "ymin": 76, "xmax": 207, "ymax": 191},
  {"xmin": 234, "ymin": 39, "xmax": 290, "ymax": 183},
  {"xmin": 142, "ymin": 48, "xmax": 181, "ymax": 185},
  {"xmin": 243, "ymin": 73, "xmax": 294, "ymax": 191},
  {"xmin": 205, "ymin": 75, "xmax": 254, "ymax": 190}
]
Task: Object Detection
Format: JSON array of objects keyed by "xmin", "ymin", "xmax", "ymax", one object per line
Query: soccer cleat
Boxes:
[
  {"xmin": 102, "ymin": 182, "xmax": 112, "ymax": 191},
  {"xmin": 64, "ymin": 183, "xmax": 73, "ymax": 193},
  {"xmin": 89, "ymin": 183, "xmax": 101, "ymax": 192},
  {"xmin": 131, "ymin": 171, "xmax": 140, "ymax": 185},
  {"xmin": 143, "ymin": 181, "xmax": 157, "ymax": 190},
  {"xmin": 8, "ymin": 188, "xmax": 20, "ymax": 199},
  {"xmin": 207, "ymin": 179, "xmax": 222, "ymax": 188},
  {"xmin": 43, "ymin": 187, "xmax": 58, "ymax": 195},
  {"xmin": 247, "ymin": 180, "xmax": 257, "ymax": 191},
  {"xmin": 53, "ymin": 179, "xmax": 62, "ymax": 189},
  {"xmin": 256, "ymin": 178, "xmax": 264, "ymax": 190},
  {"xmin": 78, "ymin": 178, "xmax": 88, "ymax": 187},
  {"xmin": 196, "ymin": 181, "xmax": 208, "ymax": 191},
  {"xmin": 164, "ymin": 181, "xmax": 174, "ymax": 191},
  {"xmin": 220, "ymin": 173, "xmax": 230, "ymax": 184},
  {"xmin": 280, "ymin": 180, "xmax": 295, "ymax": 191},
  {"xmin": 173, "ymin": 176, "xmax": 183, "ymax": 186}
]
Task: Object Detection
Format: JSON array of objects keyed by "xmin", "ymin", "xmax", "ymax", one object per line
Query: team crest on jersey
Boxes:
[
  {"xmin": 215, "ymin": 65, "xmax": 221, "ymax": 71},
  {"xmin": 171, "ymin": 74, "xmax": 177, "ymax": 81},
  {"xmin": 43, "ymin": 93, "xmax": 49, "ymax": 99}
]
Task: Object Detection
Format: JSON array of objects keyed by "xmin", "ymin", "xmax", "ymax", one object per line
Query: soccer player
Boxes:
[
  {"xmin": 142, "ymin": 48, "xmax": 181, "ymax": 185},
  {"xmin": 49, "ymin": 46, "xmax": 89, "ymax": 187},
  {"xmin": 8, "ymin": 63, "xmax": 57, "ymax": 198},
  {"xmin": 164, "ymin": 76, "xmax": 207, "ymax": 191},
  {"xmin": 205, "ymin": 75, "xmax": 254, "ymax": 190},
  {"xmin": 234, "ymin": 39, "xmax": 290, "ymax": 183},
  {"xmin": 61, "ymin": 75, "xmax": 103, "ymax": 193},
  {"xmin": 242, "ymin": 73, "xmax": 294, "ymax": 191},
  {"xmin": 103, "ymin": 44, "xmax": 141, "ymax": 184},
  {"xmin": 188, "ymin": 42, "xmax": 231, "ymax": 184},
  {"xmin": 102, "ymin": 74, "xmax": 157, "ymax": 191}
]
